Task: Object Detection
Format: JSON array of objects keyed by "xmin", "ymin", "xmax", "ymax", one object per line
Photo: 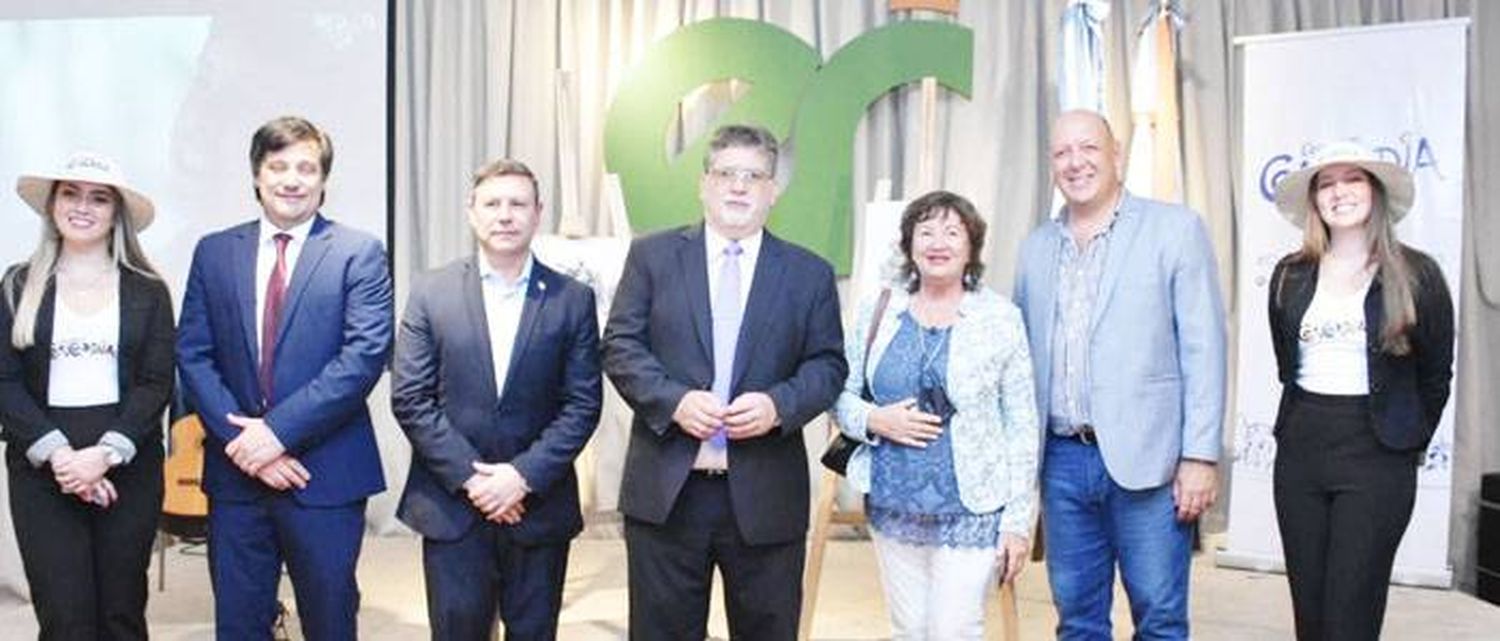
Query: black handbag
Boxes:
[
  {"xmin": 818, "ymin": 431, "xmax": 859, "ymax": 474},
  {"xmin": 820, "ymin": 287, "xmax": 892, "ymax": 475}
]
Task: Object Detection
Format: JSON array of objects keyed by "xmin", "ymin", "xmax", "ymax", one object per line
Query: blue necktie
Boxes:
[{"xmin": 709, "ymin": 241, "xmax": 744, "ymax": 449}]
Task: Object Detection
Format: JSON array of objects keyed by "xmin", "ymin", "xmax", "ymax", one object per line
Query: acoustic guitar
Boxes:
[{"xmin": 162, "ymin": 413, "xmax": 209, "ymax": 536}]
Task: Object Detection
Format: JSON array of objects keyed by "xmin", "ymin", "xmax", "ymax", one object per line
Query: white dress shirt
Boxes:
[
  {"xmin": 704, "ymin": 225, "xmax": 761, "ymax": 313},
  {"xmin": 478, "ymin": 252, "xmax": 533, "ymax": 400},
  {"xmin": 255, "ymin": 215, "xmax": 316, "ymax": 354}
]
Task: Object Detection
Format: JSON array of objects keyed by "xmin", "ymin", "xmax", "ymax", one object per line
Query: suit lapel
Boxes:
[
  {"xmin": 461, "ymin": 258, "xmax": 500, "ymax": 402},
  {"xmin": 1032, "ymin": 225, "xmax": 1062, "ymax": 371},
  {"xmin": 677, "ymin": 226, "xmax": 714, "ymax": 365},
  {"xmin": 731, "ymin": 234, "xmax": 785, "ymax": 390},
  {"xmin": 118, "ymin": 271, "xmax": 149, "ymax": 348},
  {"xmin": 33, "ymin": 279, "xmax": 56, "ymax": 387},
  {"xmin": 273, "ymin": 215, "xmax": 333, "ymax": 356},
  {"xmin": 119, "ymin": 271, "xmax": 152, "ymax": 313},
  {"xmin": 117, "ymin": 272, "xmax": 154, "ymax": 390},
  {"xmin": 233, "ymin": 223, "xmax": 260, "ymax": 366},
  {"xmin": 1286, "ymin": 262, "xmax": 1317, "ymax": 334},
  {"xmin": 500, "ymin": 262, "xmax": 550, "ymax": 404},
  {"xmin": 1363, "ymin": 270, "xmax": 1383, "ymax": 352},
  {"xmin": 1090, "ymin": 195, "xmax": 1145, "ymax": 333}
]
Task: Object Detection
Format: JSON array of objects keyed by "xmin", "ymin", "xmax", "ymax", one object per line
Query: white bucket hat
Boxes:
[
  {"xmin": 15, "ymin": 151, "xmax": 156, "ymax": 231},
  {"xmin": 1273, "ymin": 140, "xmax": 1414, "ymax": 227}
]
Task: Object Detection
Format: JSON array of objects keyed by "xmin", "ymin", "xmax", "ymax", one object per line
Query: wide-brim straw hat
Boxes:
[
  {"xmin": 16, "ymin": 151, "xmax": 156, "ymax": 231},
  {"xmin": 1273, "ymin": 140, "xmax": 1414, "ymax": 227}
]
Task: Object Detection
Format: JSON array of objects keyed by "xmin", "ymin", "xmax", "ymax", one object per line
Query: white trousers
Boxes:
[{"xmin": 871, "ymin": 531, "xmax": 998, "ymax": 641}]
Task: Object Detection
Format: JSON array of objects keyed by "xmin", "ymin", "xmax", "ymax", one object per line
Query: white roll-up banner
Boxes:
[{"xmin": 1222, "ymin": 19, "xmax": 1468, "ymax": 587}]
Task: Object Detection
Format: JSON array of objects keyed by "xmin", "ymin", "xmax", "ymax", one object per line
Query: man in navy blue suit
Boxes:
[
  {"xmin": 604, "ymin": 124, "xmax": 847, "ymax": 640},
  {"xmin": 177, "ymin": 116, "xmax": 393, "ymax": 640},
  {"xmin": 391, "ymin": 159, "xmax": 601, "ymax": 640}
]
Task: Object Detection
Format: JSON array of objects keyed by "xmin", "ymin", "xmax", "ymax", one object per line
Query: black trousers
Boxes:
[
  {"xmin": 421, "ymin": 522, "xmax": 570, "ymax": 641},
  {"xmin": 625, "ymin": 473, "xmax": 805, "ymax": 641},
  {"xmin": 7, "ymin": 404, "xmax": 163, "ymax": 641},
  {"xmin": 1273, "ymin": 388, "xmax": 1418, "ymax": 641}
]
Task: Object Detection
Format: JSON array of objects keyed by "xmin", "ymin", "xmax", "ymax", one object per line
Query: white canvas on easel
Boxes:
[{"xmin": 851, "ymin": 179, "xmax": 907, "ymax": 315}]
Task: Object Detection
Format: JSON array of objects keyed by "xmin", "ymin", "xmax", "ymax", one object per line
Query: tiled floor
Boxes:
[{"xmin": 3, "ymin": 532, "xmax": 1498, "ymax": 639}]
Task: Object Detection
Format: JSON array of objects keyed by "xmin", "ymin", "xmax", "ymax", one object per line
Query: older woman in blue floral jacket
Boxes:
[{"xmin": 834, "ymin": 190, "xmax": 1038, "ymax": 641}]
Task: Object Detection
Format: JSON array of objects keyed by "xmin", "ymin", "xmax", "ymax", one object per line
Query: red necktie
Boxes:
[{"xmin": 260, "ymin": 233, "xmax": 292, "ymax": 404}]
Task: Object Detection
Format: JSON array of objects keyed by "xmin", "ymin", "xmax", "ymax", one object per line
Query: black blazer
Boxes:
[
  {"xmin": 391, "ymin": 257, "xmax": 602, "ymax": 544},
  {"xmin": 603, "ymin": 225, "xmax": 847, "ymax": 546},
  {"xmin": 0, "ymin": 265, "xmax": 175, "ymax": 460},
  {"xmin": 1268, "ymin": 246, "xmax": 1454, "ymax": 452}
]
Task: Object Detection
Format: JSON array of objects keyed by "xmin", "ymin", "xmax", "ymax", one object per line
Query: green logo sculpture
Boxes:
[{"xmin": 604, "ymin": 18, "xmax": 973, "ymax": 273}]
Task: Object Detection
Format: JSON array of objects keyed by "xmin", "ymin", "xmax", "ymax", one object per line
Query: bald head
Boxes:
[
  {"xmin": 1052, "ymin": 110, "xmax": 1118, "ymax": 148},
  {"xmin": 1049, "ymin": 109, "xmax": 1125, "ymax": 216}
]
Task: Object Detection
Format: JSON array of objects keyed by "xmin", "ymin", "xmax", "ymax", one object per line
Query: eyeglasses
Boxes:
[{"xmin": 706, "ymin": 166, "xmax": 773, "ymax": 184}]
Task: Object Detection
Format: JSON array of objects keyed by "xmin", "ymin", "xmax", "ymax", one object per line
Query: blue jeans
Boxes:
[{"xmin": 1042, "ymin": 435, "xmax": 1191, "ymax": 640}]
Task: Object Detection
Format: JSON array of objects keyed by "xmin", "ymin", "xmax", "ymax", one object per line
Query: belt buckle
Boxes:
[
  {"xmin": 694, "ymin": 468, "xmax": 728, "ymax": 478},
  {"xmin": 1076, "ymin": 425, "xmax": 1096, "ymax": 445}
]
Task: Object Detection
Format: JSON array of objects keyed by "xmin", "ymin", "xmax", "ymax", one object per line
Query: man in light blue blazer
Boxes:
[{"xmin": 1013, "ymin": 110, "xmax": 1226, "ymax": 640}]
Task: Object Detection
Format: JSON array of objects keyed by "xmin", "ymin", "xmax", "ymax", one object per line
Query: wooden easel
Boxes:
[{"xmin": 799, "ymin": 434, "xmax": 870, "ymax": 640}]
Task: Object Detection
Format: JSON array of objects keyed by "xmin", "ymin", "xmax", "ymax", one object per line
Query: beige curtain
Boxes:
[
  {"xmin": 395, "ymin": 0, "xmax": 1498, "ymax": 592},
  {"xmin": 394, "ymin": 0, "xmax": 1061, "ymax": 283}
]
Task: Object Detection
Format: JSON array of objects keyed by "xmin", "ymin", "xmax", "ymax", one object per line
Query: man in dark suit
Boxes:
[
  {"xmin": 176, "ymin": 116, "xmax": 394, "ymax": 640},
  {"xmin": 603, "ymin": 124, "xmax": 847, "ymax": 640},
  {"xmin": 391, "ymin": 159, "xmax": 602, "ymax": 640}
]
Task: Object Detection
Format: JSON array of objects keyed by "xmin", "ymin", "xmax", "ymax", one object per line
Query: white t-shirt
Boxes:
[
  {"xmin": 1295, "ymin": 281, "xmax": 1371, "ymax": 395},
  {"xmin": 48, "ymin": 295, "xmax": 120, "ymax": 407}
]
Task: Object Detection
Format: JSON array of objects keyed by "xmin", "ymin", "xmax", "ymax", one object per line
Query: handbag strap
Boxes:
[{"xmin": 859, "ymin": 288, "xmax": 892, "ymax": 400}]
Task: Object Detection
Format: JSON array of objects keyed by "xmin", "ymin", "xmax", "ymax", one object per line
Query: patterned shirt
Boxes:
[
  {"xmin": 867, "ymin": 312, "xmax": 1002, "ymax": 548},
  {"xmin": 1048, "ymin": 211, "xmax": 1118, "ymax": 434}
]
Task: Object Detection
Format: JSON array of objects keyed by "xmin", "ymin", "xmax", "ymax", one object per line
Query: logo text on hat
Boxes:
[{"xmin": 66, "ymin": 155, "xmax": 115, "ymax": 174}]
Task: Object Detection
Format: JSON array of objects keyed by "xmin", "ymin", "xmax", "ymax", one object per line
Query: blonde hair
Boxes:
[
  {"xmin": 4, "ymin": 183, "xmax": 162, "ymax": 349},
  {"xmin": 1285, "ymin": 170, "xmax": 1417, "ymax": 355}
]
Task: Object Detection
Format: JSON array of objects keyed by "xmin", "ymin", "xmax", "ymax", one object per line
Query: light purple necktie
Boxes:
[{"xmin": 709, "ymin": 241, "xmax": 744, "ymax": 449}]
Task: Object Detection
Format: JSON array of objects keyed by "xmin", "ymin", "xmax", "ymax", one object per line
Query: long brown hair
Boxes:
[{"xmin": 1286, "ymin": 169, "xmax": 1417, "ymax": 355}]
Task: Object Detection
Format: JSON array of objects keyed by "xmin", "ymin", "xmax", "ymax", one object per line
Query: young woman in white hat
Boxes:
[
  {"xmin": 0, "ymin": 152, "xmax": 173, "ymax": 640},
  {"xmin": 1267, "ymin": 141, "xmax": 1455, "ymax": 640}
]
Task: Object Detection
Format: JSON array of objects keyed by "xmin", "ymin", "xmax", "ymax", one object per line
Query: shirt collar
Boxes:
[
  {"xmin": 704, "ymin": 224, "xmax": 763, "ymax": 261},
  {"xmin": 477, "ymin": 252, "xmax": 534, "ymax": 293},
  {"xmin": 259, "ymin": 213, "xmax": 317, "ymax": 246},
  {"xmin": 1053, "ymin": 190, "xmax": 1128, "ymax": 240}
]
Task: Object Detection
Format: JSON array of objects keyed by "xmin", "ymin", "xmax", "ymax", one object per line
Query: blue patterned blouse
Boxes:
[{"xmin": 866, "ymin": 312, "xmax": 1002, "ymax": 548}]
